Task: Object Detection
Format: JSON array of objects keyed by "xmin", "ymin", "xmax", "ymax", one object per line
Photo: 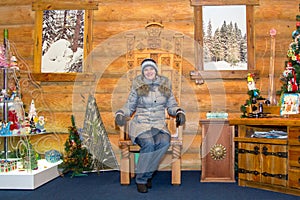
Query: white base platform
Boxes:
[{"xmin": 0, "ymin": 159, "xmax": 62, "ymax": 190}]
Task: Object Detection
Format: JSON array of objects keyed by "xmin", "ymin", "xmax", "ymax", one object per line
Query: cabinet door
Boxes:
[
  {"xmin": 261, "ymin": 144, "xmax": 287, "ymax": 186},
  {"xmin": 238, "ymin": 142, "xmax": 261, "ymax": 182},
  {"xmin": 201, "ymin": 122, "xmax": 235, "ymax": 182}
]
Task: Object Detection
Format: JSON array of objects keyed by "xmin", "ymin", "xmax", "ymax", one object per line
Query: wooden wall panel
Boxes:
[
  {"xmin": 94, "ymin": 1, "xmax": 192, "ymax": 22},
  {"xmin": 254, "ymin": 0, "xmax": 299, "ymax": 20},
  {"xmin": 0, "ymin": 5, "xmax": 34, "ymax": 25},
  {"xmin": 0, "ymin": 0, "xmax": 33, "ymax": 6},
  {"xmin": 0, "ymin": 0, "xmax": 298, "ymax": 170}
]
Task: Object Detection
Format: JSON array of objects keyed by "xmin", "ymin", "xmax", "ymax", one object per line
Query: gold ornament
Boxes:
[{"xmin": 210, "ymin": 144, "xmax": 227, "ymax": 160}]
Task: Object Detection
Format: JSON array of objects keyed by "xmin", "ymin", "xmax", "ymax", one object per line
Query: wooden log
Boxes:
[
  {"xmin": 0, "ymin": 5, "xmax": 34, "ymax": 25},
  {"xmin": 0, "ymin": 0, "xmax": 33, "ymax": 6},
  {"xmin": 92, "ymin": 21, "xmax": 193, "ymax": 44},
  {"xmin": 190, "ymin": 0, "xmax": 259, "ymax": 6},
  {"xmin": 32, "ymin": 1, "xmax": 98, "ymax": 11},
  {"xmin": 0, "ymin": 26, "xmax": 34, "ymax": 43},
  {"xmin": 254, "ymin": 1, "xmax": 299, "ymax": 20},
  {"xmin": 30, "ymin": 73, "xmax": 96, "ymax": 82},
  {"xmin": 94, "ymin": 1, "xmax": 192, "ymax": 22}
]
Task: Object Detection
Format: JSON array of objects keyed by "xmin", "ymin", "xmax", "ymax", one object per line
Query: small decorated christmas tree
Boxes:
[
  {"xmin": 280, "ymin": 15, "xmax": 300, "ymax": 93},
  {"xmin": 60, "ymin": 115, "xmax": 92, "ymax": 177}
]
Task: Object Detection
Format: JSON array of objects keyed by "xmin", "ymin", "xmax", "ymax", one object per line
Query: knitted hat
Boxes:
[{"xmin": 141, "ymin": 58, "xmax": 158, "ymax": 74}]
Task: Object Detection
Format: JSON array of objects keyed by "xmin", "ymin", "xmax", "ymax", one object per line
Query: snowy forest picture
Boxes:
[
  {"xmin": 203, "ymin": 6, "xmax": 247, "ymax": 70},
  {"xmin": 41, "ymin": 10, "xmax": 85, "ymax": 73}
]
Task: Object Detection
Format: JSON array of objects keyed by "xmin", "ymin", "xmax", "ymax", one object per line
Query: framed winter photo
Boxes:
[
  {"xmin": 32, "ymin": 1, "xmax": 98, "ymax": 77},
  {"xmin": 41, "ymin": 10, "xmax": 85, "ymax": 73},
  {"xmin": 202, "ymin": 5, "xmax": 247, "ymax": 71}
]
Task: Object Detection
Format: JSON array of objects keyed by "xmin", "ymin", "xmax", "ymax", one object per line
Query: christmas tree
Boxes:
[
  {"xmin": 60, "ymin": 115, "xmax": 92, "ymax": 177},
  {"xmin": 280, "ymin": 15, "xmax": 300, "ymax": 93},
  {"xmin": 82, "ymin": 94, "xmax": 119, "ymax": 172}
]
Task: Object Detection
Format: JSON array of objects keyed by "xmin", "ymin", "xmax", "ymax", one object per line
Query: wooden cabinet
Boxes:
[
  {"xmin": 230, "ymin": 118, "xmax": 300, "ymax": 196},
  {"xmin": 238, "ymin": 142, "xmax": 287, "ymax": 186},
  {"xmin": 199, "ymin": 119, "xmax": 235, "ymax": 182},
  {"xmin": 288, "ymin": 127, "xmax": 300, "ymax": 190}
]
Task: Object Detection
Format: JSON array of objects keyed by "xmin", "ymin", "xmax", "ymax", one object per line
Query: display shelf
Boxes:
[
  {"xmin": 0, "ymin": 159, "xmax": 62, "ymax": 190},
  {"xmin": 0, "ymin": 132, "xmax": 49, "ymax": 137}
]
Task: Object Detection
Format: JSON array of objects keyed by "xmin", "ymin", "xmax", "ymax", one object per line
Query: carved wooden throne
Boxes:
[{"xmin": 118, "ymin": 21, "xmax": 184, "ymax": 185}]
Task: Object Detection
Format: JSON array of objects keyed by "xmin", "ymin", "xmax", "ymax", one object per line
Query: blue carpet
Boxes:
[{"xmin": 0, "ymin": 171, "xmax": 298, "ymax": 200}]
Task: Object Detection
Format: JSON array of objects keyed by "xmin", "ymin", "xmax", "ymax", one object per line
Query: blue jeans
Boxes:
[{"xmin": 134, "ymin": 128, "xmax": 170, "ymax": 184}]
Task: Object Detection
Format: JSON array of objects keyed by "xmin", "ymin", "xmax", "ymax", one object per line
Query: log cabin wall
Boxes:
[{"xmin": 0, "ymin": 0, "xmax": 299, "ymax": 170}]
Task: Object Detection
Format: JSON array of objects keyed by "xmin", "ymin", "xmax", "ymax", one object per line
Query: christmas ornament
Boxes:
[{"xmin": 45, "ymin": 149, "xmax": 61, "ymax": 163}]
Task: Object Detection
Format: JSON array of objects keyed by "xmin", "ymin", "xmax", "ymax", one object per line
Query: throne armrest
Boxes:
[
  {"xmin": 119, "ymin": 118, "xmax": 130, "ymax": 141},
  {"xmin": 168, "ymin": 116, "xmax": 183, "ymax": 140}
]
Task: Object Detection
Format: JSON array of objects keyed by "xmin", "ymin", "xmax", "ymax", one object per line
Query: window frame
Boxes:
[
  {"xmin": 190, "ymin": 0, "xmax": 260, "ymax": 80},
  {"xmin": 31, "ymin": 1, "xmax": 98, "ymax": 82}
]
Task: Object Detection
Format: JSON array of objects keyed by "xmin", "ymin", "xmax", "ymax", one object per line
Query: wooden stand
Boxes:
[{"xmin": 199, "ymin": 119, "xmax": 235, "ymax": 182}]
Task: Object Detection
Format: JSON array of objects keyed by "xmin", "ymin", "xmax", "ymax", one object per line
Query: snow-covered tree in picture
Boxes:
[
  {"xmin": 203, "ymin": 6, "xmax": 247, "ymax": 70},
  {"xmin": 203, "ymin": 19, "xmax": 247, "ymax": 70},
  {"xmin": 41, "ymin": 10, "xmax": 85, "ymax": 73}
]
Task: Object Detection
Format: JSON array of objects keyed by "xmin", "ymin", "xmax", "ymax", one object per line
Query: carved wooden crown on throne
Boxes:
[{"xmin": 125, "ymin": 20, "xmax": 184, "ymax": 103}]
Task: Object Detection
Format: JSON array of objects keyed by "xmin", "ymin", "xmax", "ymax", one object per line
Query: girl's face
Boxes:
[{"xmin": 143, "ymin": 66, "xmax": 156, "ymax": 80}]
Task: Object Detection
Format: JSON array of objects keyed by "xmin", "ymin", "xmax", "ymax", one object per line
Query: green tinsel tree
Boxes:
[
  {"xmin": 280, "ymin": 15, "xmax": 300, "ymax": 94},
  {"xmin": 60, "ymin": 115, "xmax": 92, "ymax": 177}
]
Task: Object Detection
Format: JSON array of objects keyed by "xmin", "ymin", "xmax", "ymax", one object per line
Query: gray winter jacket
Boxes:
[{"xmin": 117, "ymin": 74, "xmax": 182, "ymax": 143}]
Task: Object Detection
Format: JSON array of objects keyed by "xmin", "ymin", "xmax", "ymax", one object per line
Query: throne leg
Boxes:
[
  {"xmin": 120, "ymin": 145, "xmax": 130, "ymax": 185},
  {"xmin": 129, "ymin": 153, "xmax": 136, "ymax": 179},
  {"xmin": 172, "ymin": 145, "xmax": 181, "ymax": 185}
]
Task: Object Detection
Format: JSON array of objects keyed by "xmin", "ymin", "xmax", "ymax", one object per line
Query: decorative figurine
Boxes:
[
  {"xmin": 247, "ymin": 72, "xmax": 256, "ymax": 91},
  {"xmin": 35, "ymin": 116, "xmax": 46, "ymax": 133}
]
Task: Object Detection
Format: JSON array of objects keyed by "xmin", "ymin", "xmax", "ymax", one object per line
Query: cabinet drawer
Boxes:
[
  {"xmin": 288, "ymin": 127, "xmax": 300, "ymax": 145},
  {"xmin": 289, "ymin": 146, "xmax": 300, "ymax": 168},
  {"xmin": 288, "ymin": 168, "xmax": 300, "ymax": 189}
]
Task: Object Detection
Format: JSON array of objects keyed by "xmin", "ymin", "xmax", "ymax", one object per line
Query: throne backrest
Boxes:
[{"xmin": 125, "ymin": 21, "xmax": 184, "ymax": 103}]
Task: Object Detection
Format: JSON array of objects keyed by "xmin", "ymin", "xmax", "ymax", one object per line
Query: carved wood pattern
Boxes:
[
  {"xmin": 125, "ymin": 21, "xmax": 183, "ymax": 103},
  {"xmin": 120, "ymin": 145, "xmax": 130, "ymax": 159},
  {"xmin": 172, "ymin": 145, "xmax": 181, "ymax": 159}
]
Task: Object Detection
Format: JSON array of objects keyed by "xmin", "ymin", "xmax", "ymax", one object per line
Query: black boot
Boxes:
[
  {"xmin": 137, "ymin": 184, "xmax": 148, "ymax": 193},
  {"xmin": 146, "ymin": 179, "xmax": 152, "ymax": 189}
]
